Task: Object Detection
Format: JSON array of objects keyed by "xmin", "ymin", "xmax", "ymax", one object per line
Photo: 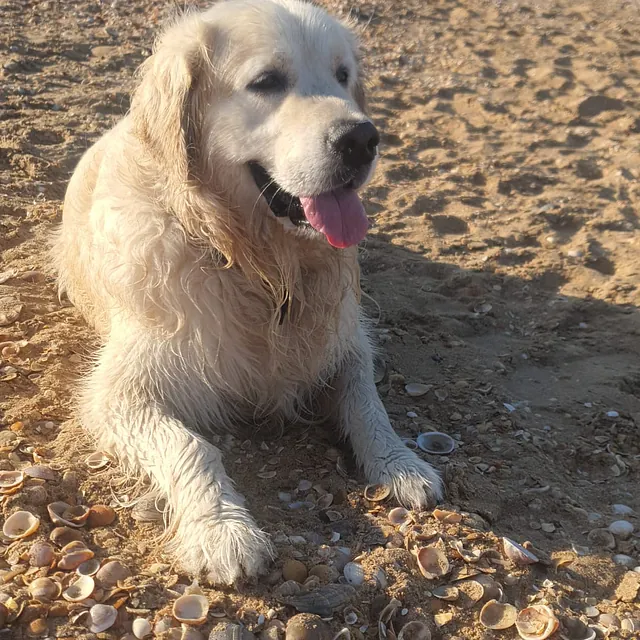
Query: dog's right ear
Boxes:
[{"xmin": 131, "ymin": 14, "xmax": 210, "ymax": 184}]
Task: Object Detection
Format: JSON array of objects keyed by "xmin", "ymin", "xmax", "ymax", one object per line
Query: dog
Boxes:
[{"xmin": 54, "ymin": 0, "xmax": 442, "ymax": 584}]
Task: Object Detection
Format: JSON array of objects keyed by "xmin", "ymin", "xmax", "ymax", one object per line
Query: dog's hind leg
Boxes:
[
  {"xmin": 333, "ymin": 320, "xmax": 443, "ymax": 509},
  {"xmin": 80, "ymin": 338, "xmax": 273, "ymax": 584}
]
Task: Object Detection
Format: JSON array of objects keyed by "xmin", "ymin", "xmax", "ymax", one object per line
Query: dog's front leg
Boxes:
[
  {"xmin": 81, "ymin": 346, "xmax": 273, "ymax": 584},
  {"xmin": 334, "ymin": 322, "xmax": 443, "ymax": 508}
]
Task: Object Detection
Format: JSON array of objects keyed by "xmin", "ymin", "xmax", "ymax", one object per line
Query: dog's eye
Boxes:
[
  {"xmin": 247, "ymin": 71, "xmax": 288, "ymax": 94},
  {"xmin": 336, "ymin": 65, "xmax": 349, "ymax": 86}
]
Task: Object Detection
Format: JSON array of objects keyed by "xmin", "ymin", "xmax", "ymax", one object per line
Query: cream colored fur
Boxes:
[{"xmin": 54, "ymin": 0, "xmax": 442, "ymax": 584}]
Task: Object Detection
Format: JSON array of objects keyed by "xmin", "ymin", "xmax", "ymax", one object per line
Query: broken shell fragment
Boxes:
[
  {"xmin": 432, "ymin": 585, "xmax": 459, "ymax": 601},
  {"xmin": 23, "ymin": 466, "xmax": 56, "ymax": 481},
  {"xmin": 516, "ymin": 605, "xmax": 559, "ymax": 640},
  {"xmin": 388, "ymin": 507, "xmax": 411, "ymax": 526},
  {"xmin": 433, "ymin": 508, "xmax": 462, "ymax": 524},
  {"xmin": 3, "ymin": 510, "xmax": 40, "ymax": 539},
  {"xmin": 63, "ymin": 575, "xmax": 95, "ymax": 602},
  {"xmin": 416, "ymin": 433, "xmax": 455, "ymax": 455},
  {"xmin": 416, "ymin": 546, "xmax": 450, "ymax": 579},
  {"xmin": 343, "ymin": 562, "xmax": 365, "ymax": 586},
  {"xmin": 0, "ymin": 470, "xmax": 24, "ymax": 490},
  {"xmin": 88, "ymin": 603, "xmax": 118, "ymax": 633},
  {"xmin": 502, "ymin": 538, "xmax": 539, "ymax": 565},
  {"xmin": 405, "ymin": 383, "xmax": 432, "ymax": 397},
  {"xmin": 363, "ymin": 484, "xmax": 391, "ymax": 502},
  {"xmin": 457, "ymin": 580, "xmax": 485, "ymax": 607},
  {"xmin": 28, "ymin": 577, "xmax": 61, "ymax": 601},
  {"xmin": 479, "ymin": 600, "xmax": 517, "ymax": 630},
  {"xmin": 47, "ymin": 502, "xmax": 90, "ymax": 528},
  {"xmin": 85, "ymin": 451, "xmax": 115, "ymax": 470},
  {"xmin": 173, "ymin": 594, "xmax": 210, "ymax": 625}
]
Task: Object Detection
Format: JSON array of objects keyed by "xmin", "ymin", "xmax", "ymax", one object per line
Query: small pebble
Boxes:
[
  {"xmin": 88, "ymin": 505, "xmax": 116, "ymax": 528},
  {"xmin": 406, "ymin": 411, "xmax": 418, "ymax": 418},
  {"xmin": 584, "ymin": 606, "xmax": 599, "ymax": 618},
  {"xmin": 285, "ymin": 614, "xmax": 331, "ymax": 640},
  {"xmin": 606, "ymin": 410, "xmax": 620, "ymax": 418},
  {"xmin": 612, "ymin": 504, "xmax": 633, "ymax": 516},
  {"xmin": 613, "ymin": 554, "xmax": 637, "ymax": 568}
]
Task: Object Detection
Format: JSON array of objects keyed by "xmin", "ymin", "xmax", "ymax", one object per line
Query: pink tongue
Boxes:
[{"xmin": 299, "ymin": 189, "xmax": 369, "ymax": 248}]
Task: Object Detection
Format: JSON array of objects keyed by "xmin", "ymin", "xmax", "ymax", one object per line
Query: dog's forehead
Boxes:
[{"xmin": 211, "ymin": 0, "xmax": 354, "ymax": 68}]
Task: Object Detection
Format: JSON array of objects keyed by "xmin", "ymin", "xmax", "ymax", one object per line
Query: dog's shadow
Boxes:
[{"xmin": 227, "ymin": 232, "xmax": 639, "ymax": 619}]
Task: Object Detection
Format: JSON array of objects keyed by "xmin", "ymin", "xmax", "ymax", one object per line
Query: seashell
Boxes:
[
  {"xmin": 475, "ymin": 575, "xmax": 504, "ymax": 602},
  {"xmin": 433, "ymin": 508, "xmax": 462, "ymax": 524},
  {"xmin": 388, "ymin": 507, "xmax": 411, "ymax": 526},
  {"xmin": 309, "ymin": 565, "xmax": 339, "ymax": 584},
  {"xmin": 608, "ymin": 520, "xmax": 634, "ymax": 539},
  {"xmin": 281, "ymin": 584, "xmax": 356, "ymax": 618},
  {"xmin": 85, "ymin": 451, "xmax": 115, "ymax": 470},
  {"xmin": 28, "ymin": 541, "xmax": 55, "ymax": 567},
  {"xmin": 457, "ymin": 580, "xmax": 484, "ymax": 608},
  {"xmin": 24, "ymin": 485, "xmax": 48, "ymax": 506},
  {"xmin": 87, "ymin": 505, "xmax": 116, "ymax": 528},
  {"xmin": 50, "ymin": 526, "xmax": 84, "ymax": 547},
  {"xmin": 28, "ymin": 618, "xmax": 48, "ymax": 636},
  {"xmin": 96, "ymin": 560, "xmax": 131, "ymax": 586},
  {"xmin": 451, "ymin": 539, "xmax": 482, "ymax": 562},
  {"xmin": 416, "ymin": 433, "xmax": 455, "ymax": 455},
  {"xmin": 3, "ymin": 510, "xmax": 40, "ymax": 539},
  {"xmin": 432, "ymin": 585, "xmax": 459, "ymax": 601},
  {"xmin": 63, "ymin": 575, "xmax": 95, "ymax": 601},
  {"xmin": 621, "ymin": 618, "xmax": 640, "ymax": 632},
  {"xmin": 173, "ymin": 593, "xmax": 209, "ymax": 625},
  {"xmin": 316, "ymin": 493, "xmax": 334, "ymax": 510},
  {"xmin": 0, "ymin": 470, "xmax": 23, "ymax": 490},
  {"xmin": 332, "ymin": 628, "xmax": 350, "ymax": 640},
  {"xmin": 587, "ymin": 528, "xmax": 615, "ymax": 549},
  {"xmin": 404, "ymin": 383, "xmax": 432, "ymax": 397},
  {"xmin": 28, "ymin": 577, "xmax": 61, "ymax": 601},
  {"xmin": 343, "ymin": 563, "xmax": 365, "ymax": 586},
  {"xmin": 502, "ymin": 538, "xmax": 539, "ymax": 565},
  {"xmin": 363, "ymin": 484, "xmax": 390, "ymax": 502},
  {"xmin": 344, "ymin": 610, "xmax": 358, "ymax": 625},
  {"xmin": 283, "ymin": 559, "xmax": 308, "ymax": 584},
  {"xmin": 23, "ymin": 466, "xmax": 56, "ymax": 481},
  {"xmin": 374, "ymin": 568, "xmax": 387, "ymax": 589},
  {"xmin": 88, "ymin": 603, "xmax": 118, "ymax": 633},
  {"xmin": 47, "ymin": 502, "xmax": 90, "ymax": 528},
  {"xmin": 416, "ymin": 546, "xmax": 450, "ymax": 579},
  {"xmin": 209, "ymin": 622, "xmax": 257, "ymax": 640},
  {"xmin": 61, "ymin": 540, "xmax": 88, "ymax": 553},
  {"xmin": 77, "ymin": 558, "xmax": 101, "ymax": 576},
  {"xmin": 274, "ymin": 580, "xmax": 302, "ymax": 599},
  {"xmin": 397, "ymin": 621, "xmax": 431, "ymax": 640},
  {"xmin": 516, "ymin": 605, "xmax": 559, "ymax": 640},
  {"xmin": 132, "ymin": 617, "xmax": 153, "ymax": 639},
  {"xmin": 58, "ymin": 549, "xmax": 95, "ymax": 570},
  {"xmin": 479, "ymin": 600, "xmax": 517, "ymax": 630}
]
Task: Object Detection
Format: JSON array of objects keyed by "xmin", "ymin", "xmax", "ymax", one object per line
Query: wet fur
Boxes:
[{"xmin": 54, "ymin": 0, "xmax": 442, "ymax": 583}]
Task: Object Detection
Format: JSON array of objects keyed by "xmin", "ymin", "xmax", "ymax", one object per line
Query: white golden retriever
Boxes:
[{"xmin": 55, "ymin": 0, "xmax": 442, "ymax": 584}]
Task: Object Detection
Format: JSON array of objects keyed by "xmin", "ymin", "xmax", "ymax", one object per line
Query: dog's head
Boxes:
[{"xmin": 131, "ymin": 0, "xmax": 378, "ymax": 250}]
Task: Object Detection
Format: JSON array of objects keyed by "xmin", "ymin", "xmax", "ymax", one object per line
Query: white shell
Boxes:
[
  {"xmin": 28, "ymin": 577, "xmax": 61, "ymax": 601},
  {"xmin": 172, "ymin": 594, "xmax": 209, "ymax": 624},
  {"xmin": 516, "ymin": 605, "xmax": 559, "ymax": 640},
  {"xmin": 479, "ymin": 600, "xmax": 517, "ymax": 630},
  {"xmin": 2, "ymin": 510, "xmax": 40, "ymax": 539},
  {"xmin": 132, "ymin": 617, "xmax": 153, "ymax": 639},
  {"xmin": 416, "ymin": 432, "xmax": 455, "ymax": 455},
  {"xmin": 88, "ymin": 604, "xmax": 118, "ymax": 633},
  {"xmin": 77, "ymin": 558, "xmax": 101, "ymax": 576},
  {"xmin": 47, "ymin": 502, "xmax": 90, "ymax": 528},
  {"xmin": 0, "ymin": 470, "xmax": 23, "ymax": 489},
  {"xmin": 363, "ymin": 484, "xmax": 391, "ymax": 502},
  {"xmin": 85, "ymin": 451, "xmax": 115, "ymax": 470},
  {"xmin": 502, "ymin": 538, "xmax": 539, "ymax": 565},
  {"xmin": 343, "ymin": 562, "xmax": 365, "ymax": 586},
  {"xmin": 63, "ymin": 575, "xmax": 95, "ymax": 602},
  {"xmin": 416, "ymin": 546, "xmax": 450, "ymax": 579},
  {"xmin": 405, "ymin": 383, "xmax": 432, "ymax": 397},
  {"xmin": 388, "ymin": 507, "xmax": 411, "ymax": 526}
]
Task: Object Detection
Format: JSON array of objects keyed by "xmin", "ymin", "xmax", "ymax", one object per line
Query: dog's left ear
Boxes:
[{"xmin": 131, "ymin": 14, "xmax": 210, "ymax": 183}]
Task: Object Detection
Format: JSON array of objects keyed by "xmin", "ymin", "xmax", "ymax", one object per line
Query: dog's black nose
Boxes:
[{"xmin": 330, "ymin": 121, "xmax": 380, "ymax": 169}]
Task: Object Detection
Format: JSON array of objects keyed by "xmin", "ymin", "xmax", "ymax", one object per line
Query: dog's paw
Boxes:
[
  {"xmin": 171, "ymin": 516, "xmax": 274, "ymax": 584},
  {"xmin": 369, "ymin": 450, "xmax": 443, "ymax": 510}
]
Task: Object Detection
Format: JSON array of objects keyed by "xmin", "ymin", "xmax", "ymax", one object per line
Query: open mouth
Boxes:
[{"xmin": 248, "ymin": 162, "xmax": 370, "ymax": 249}]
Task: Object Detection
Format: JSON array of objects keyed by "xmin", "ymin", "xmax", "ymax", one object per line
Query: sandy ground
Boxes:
[{"xmin": 1, "ymin": 0, "xmax": 639, "ymax": 638}]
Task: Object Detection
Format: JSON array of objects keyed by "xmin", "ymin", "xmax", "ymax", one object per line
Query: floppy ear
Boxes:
[{"xmin": 131, "ymin": 16, "xmax": 208, "ymax": 183}]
